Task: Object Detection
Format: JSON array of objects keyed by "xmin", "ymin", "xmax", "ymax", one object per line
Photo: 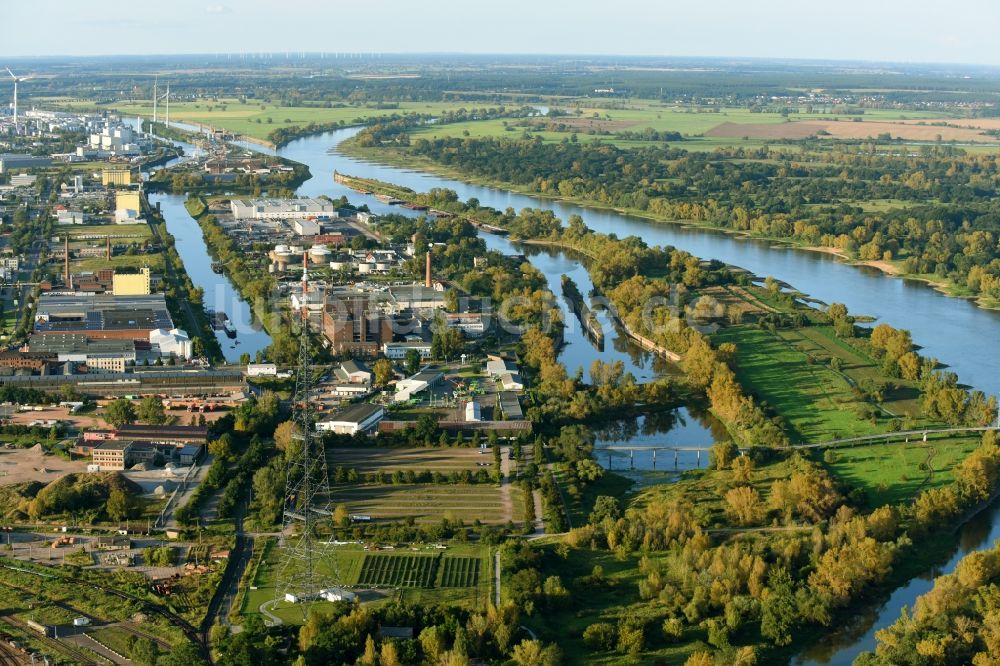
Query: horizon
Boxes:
[{"xmin": 3, "ymin": 0, "xmax": 999, "ymax": 66}]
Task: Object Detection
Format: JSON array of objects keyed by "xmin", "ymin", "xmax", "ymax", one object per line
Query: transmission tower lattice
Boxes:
[{"xmin": 275, "ymin": 307, "xmax": 339, "ymax": 610}]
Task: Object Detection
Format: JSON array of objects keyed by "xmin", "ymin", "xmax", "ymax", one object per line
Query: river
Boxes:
[{"xmin": 159, "ymin": 125, "xmax": 1000, "ymax": 662}]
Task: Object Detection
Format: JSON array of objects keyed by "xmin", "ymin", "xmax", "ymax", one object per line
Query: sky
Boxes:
[{"xmin": 2, "ymin": 0, "xmax": 1000, "ymax": 66}]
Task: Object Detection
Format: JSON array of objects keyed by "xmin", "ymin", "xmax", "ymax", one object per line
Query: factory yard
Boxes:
[{"xmin": 0, "ymin": 445, "xmax": 89, "ymax": 486}]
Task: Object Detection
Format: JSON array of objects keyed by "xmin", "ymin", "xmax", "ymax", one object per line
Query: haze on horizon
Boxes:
[{"xmin": 2, "ymin": 0, "xmax": 999, "ymax": 67}]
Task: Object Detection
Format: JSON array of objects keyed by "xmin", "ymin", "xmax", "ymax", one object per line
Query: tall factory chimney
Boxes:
[
  {"xmin": 106, "ymin": 236, "xmax": 111, "ymax": 261},
  {"xmin": 425, "ymin": 249, "xmax": 432, "ymax": 288},
  {"xmin": 64, "ymin": 236, "xmax": 71, "ymax": 288}
]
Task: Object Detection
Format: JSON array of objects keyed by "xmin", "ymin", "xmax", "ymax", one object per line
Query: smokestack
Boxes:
[
  {"xmin": 425, "ymin": 249, "xmax": 432, "ymax": 288},
  {"xmin": 106, "ymin": 236, "xmax": 111, "ymax": 261},
  {"xmin": 64, "ymin": 236, "xmax": 70, "ymax": 288},
  {"xmin": 301, "ymin": 251, "xmax": 309, "ymax": 291}
]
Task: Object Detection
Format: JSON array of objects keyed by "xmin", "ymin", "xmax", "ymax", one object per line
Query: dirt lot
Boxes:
[
  {"xmin": 0, "ymin": 445, "xmax": 89, "ymax": 486},
  {"xmin": 9, "ymin": 406, "xmax": 108, "ymax": 429},
  {"xmin": 705, "ymin": 119, "xmax": 1000, "ymax": 143}
]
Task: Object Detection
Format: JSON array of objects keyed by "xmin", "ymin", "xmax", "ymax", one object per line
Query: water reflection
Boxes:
[
  {"xmin": 797, "ymin": 497, "xmax": 1000, "ymax": 665},
  {"xmin": 593, "ymin": 410, "xmax": 725, "ymax": 478}
]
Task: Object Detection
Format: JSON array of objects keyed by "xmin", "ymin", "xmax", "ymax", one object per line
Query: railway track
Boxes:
[
  {"xmin": 0, "ymin": 614, "xmax": 103, "ymax": 666},
  {"xmin": 0, "ymin": 561, "xmax": 211, "ymax": 664},
  {"xmin": 0, "ymin": 640, "xmax": 24, "ymax": 666},
  {"xmin": 116, "ymin": 622, "xmax": 172, "ymax": 651}
]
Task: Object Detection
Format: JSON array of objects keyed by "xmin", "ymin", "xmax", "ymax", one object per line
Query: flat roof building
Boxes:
[
  {"xmin": 231, "ymin": 198, "xmax": 335, "ymax": 220},
  {"xmin": 33, "ymin": 293, "xmax": 173, "ymax": 341},
  {"xmin": 92, "ymin": 440, "xmax": 133, "ymax": 471},
  {"xmin": 316, "ymin": 403, "xmax": 385, "ymax": 435}
]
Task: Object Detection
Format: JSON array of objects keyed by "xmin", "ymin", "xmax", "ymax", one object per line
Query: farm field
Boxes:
[
  {"xmin": 328, "ymin": 446, "xmax": 496, "ymax": 473},
  {"xmin": 330, "ymin": 483, "xmax": 520, "ymax": 525},
  {"xmin": 403, "ymin": 103, "xmax": 960, "ymax": 149}
]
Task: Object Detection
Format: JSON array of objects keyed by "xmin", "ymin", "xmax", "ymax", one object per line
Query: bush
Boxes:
[{"xmin": 583, "ymin": 622, "xmax": 616, "ymax": 651}]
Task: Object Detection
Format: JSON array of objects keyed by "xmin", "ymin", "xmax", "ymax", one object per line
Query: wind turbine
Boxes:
[{"xmin": 5, "ymin": 67, "xmax": 29, "ymax": 132}]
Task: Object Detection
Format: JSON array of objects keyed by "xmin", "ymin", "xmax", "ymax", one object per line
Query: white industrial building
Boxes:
[
  {"xmin": 247, "ymin": 363, "xmax": 278, "ymax": 377},
  {"xmin": 393, "ymin": 370, "xmax": 443, "ymax": 402},
  {"xmin": 149, "ymin": 328, "xmax": 193, "ymax": 359},
  {"xmin": 293, "ymin": 219, "xmax": 321, "ymax": 236},
  {"xmin": 230, "ymin": 198, "xmax": 335, "ymax": 220},
  {"xmin": 383, "ymin": 341, "xmax": 432, "ymax": 360},
  {"xmin": 315, "ymin": 403, "xmax": 385, "ymax": 435}
]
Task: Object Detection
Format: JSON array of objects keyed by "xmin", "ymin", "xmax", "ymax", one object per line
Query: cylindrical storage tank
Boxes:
[
  {"xmin": 357, "ymin": 263, "xmax": 373, "ymax": 274},
  {"xmin": 375, "ymin": 262, "xmax": 390, "ymax": 271},
  {"xmin": 329, "ymin": 261, "xmax": 347, "ymax": 271}
]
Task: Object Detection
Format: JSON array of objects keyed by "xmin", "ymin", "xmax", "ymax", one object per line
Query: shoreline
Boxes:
[{"xmin": 337, "ymin": 138, "xmax": 1000, "ymax": 314}]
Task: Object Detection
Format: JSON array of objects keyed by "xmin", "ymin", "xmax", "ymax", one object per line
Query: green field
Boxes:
[
  {"xmin": 330, "ymin": 483, "xmax": 518, "ymax": 525},
  {"xmin": 712, "ymin": 323, "xmax": 932, "ymax": 444},
  {"xmin": 62, "ymin": 223, "xmax": 152, "ymax": 239},
  {"xmin": 823, "ymin": 435, "xmax": 982, "ymax": 507}
]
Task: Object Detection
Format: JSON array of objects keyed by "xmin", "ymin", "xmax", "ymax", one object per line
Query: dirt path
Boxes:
[
  {"xmin": 531, "ymin": 490, "xmax": 544, "ymax": 536},
  {"xmin": 498, "ymin": 446, "xmax": 514, "ymax": 524}
]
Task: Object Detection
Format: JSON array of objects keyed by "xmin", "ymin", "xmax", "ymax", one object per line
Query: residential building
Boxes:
[
  {"xmin": 334, "ymin": 359, "xmax": 371, "ymax": 384},
  {"xmin": 383, "ymin": 341, "xmax": 432, "ymax": 360},
  {"xmin": 315, "ymin": 403, "xmax": 385, "ymax": 435}
]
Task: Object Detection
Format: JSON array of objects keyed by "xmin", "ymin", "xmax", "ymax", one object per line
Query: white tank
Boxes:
[
  {"xmin": 357, "ymin": 263, "xmax": 373, "ymax": 274},
  {"xmin": 375, "ymin": 262, "xmax": 390, "ymax": 271},
  {"xmin": 329, "ymin": 261, "xmax": 347, "ymax": 271},
  {"xmin": 274, "ymin": 244, "xmax": 290, "ymax": 253},
  {"xmin": 309, "ymin": 245, "xmax": 331, "ymax": 262}
]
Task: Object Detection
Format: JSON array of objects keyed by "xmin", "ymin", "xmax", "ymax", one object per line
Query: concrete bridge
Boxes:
[{"xmin": 600, "ymin": 445, "xmax": 711, "ymax": 470}]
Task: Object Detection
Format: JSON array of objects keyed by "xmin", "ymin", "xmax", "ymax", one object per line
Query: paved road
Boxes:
[
  {"xmin": 493, "ymin": 550, "xmax": 501, "ymax": 608},
  {"xmin": 162, "ymin": 455, "xmax": 213, "ymax": 530},
  {"xmin": 203, "ymin": 491, "xmax": 251, "ymax": 632},
  {"xmin": 787, "ymin": 425, "xmax": 1000, "ymax": 450}
]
